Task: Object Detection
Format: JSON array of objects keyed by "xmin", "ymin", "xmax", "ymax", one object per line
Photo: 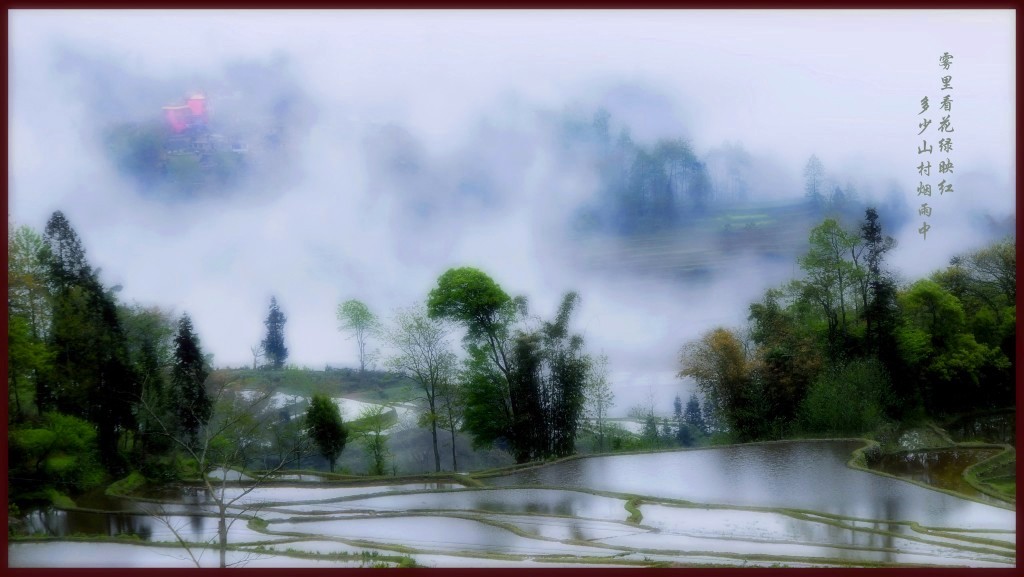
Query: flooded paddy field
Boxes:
[{"xmin": 10, "ymin": 440, "xmax": 1015, "ymax": 568}]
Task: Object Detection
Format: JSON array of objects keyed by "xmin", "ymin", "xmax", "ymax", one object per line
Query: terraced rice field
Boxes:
[{"xmin": 10, "ymin": 440, "xmax": 1015, "ymax": 568}]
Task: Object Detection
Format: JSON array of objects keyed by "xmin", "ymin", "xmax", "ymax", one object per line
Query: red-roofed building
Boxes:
[{"xmin": 163, "ymin": 93, "xmax": 208, "ymax": 133}]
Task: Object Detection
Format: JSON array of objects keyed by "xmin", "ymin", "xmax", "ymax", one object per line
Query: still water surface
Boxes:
[{"xmin": 483, "ymin": 441, "xmax": 1015, "ymax": 529}]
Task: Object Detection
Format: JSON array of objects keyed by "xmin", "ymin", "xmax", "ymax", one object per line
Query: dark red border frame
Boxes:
[{"xmin": 2, "ymin": 2, "xmax": 1019, "ymax": 577}]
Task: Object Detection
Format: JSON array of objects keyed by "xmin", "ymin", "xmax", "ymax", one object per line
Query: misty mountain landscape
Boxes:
[{"xmin": 8, "ymin": 9, "xmax": 1016, "ymax": 569}]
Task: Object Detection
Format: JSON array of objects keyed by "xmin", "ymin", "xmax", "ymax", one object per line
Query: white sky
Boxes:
[{"xmin": 8, "ymin": 10, "xmax": 1015, "ymax": 414}]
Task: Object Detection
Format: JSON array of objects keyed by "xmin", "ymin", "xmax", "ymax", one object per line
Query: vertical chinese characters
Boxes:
[{"xmin": 917, "ymin": 51, "xmax": 954, "ymax": 240}]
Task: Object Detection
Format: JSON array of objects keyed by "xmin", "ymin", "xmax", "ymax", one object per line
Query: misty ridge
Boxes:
[{"xmin": 12, "ymin": 31, "xmax": 1014, "ymax": 390}]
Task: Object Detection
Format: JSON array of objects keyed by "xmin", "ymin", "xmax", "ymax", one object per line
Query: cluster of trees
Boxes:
[
  {"xmin": 336, "ymin": 267, "xmax": 605, "ymax": 468},
  {"xmin": 426, "ymin": 268, "xmax": 596, "ymax": 463},
  {"xmin": 562, "ymin": 109, "xmax": 712, "ymax": 234},
  {"xmin": 8, "ymin": 212, "xmax": 215, "ymax": 503},
  {"xmin": 678, "ymin": 207, "xmax": 1015, "ymax": 441}
]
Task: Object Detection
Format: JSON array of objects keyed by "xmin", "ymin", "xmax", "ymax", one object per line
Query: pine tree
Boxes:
[
  {"xmin": 803, "ymin": 155, "xmax": 826, "ymax": 209},
  {"xmin": 861, "ymin": 207, "xmax": 897, "ymax": 355},
  {"xmin": 262, "ymin": 297, "xmax": 288, "ymax": 369},
  {"xmin": 39, "ymin": 211, "xmax": 138, "ymax": 466},
  {"xmin": 683, "ymin": 393, "xmax": 706, "ymax": 435},
  {"xmin": 43, "ymin": 210, "xmax": 91, "ymax": 292},
  {"xmin": 172, "ymin": 313, "xmax": 211, "ymax": 447}
]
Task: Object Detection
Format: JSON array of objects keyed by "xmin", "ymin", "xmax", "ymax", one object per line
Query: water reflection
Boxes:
[
  {"xmin": 947, "ymin": 412, "xmax": 1015, "ymax": 446},
  {"xmin": 869, "ymin": 448, "xmax": 1001, "ymax": 501},
  {"xmin": 484, "ymin": 441, "xmax": 1015, "ymax": 529}
]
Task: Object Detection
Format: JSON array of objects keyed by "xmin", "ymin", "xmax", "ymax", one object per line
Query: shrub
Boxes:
[
  {"xmin": 9, "ymin": 413, "xmax": 107, "ymax": 496},
  {"xmin": 800, "ymin": 360, "xmax": 889, "ymax": 435},
  {"xmin": 106, "ymin": 471, "xmax": 148, "ymax": 497}
]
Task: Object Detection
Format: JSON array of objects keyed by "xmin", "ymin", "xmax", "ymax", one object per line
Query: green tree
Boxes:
[
  {"xmin": 860, "ymin": 207, "xmax": 897, "ymax": 356},
  {"xmin": 628, "ymin": 392, "xmax": 661, "ymax": 449},
  {"xmin": 305, "ymin": 394, "xmax": 348, "ymax": 472},
  {"xmin": 427, "ymin": 267, "xmax": 519, "ymax": 380},
  {"xmin": 795, "ymin": 218, "xmax": 863, "ymax": 358},
  {"xmin": 385, "ymin": 305, "xmax": 457, "ymax": 472},
  {"xmin": 427, "ymin": 267, "xmax": 522, "ymax": 456},
  {"xmin": 459, "ymin": 345, "xmax": 516, "ymax": 454},
  {"xmin": 337, "ymin": 299, "xmax": 379, "ymax": 373},
  {"xmin": 800, "ymin": 359, "xmax": 889, "ymax": 434},
  {"xmin": 262, "ymin": 296, "xmax": 288, "ymax": 369},
  {"xmin": 747, "ymin": 287, "xmax": 823, "ymax": 425},
  {"xmin": 9, "ymin": 412, "xmax": 106, "ymax": 501},
  {"xmin": 356, "ymin": 404, "xmax": 393, "ymax": 475},
  {"xmin": 8, "ymin": 223, "xmax": 54, "ymax": 419},
  {"xmin": 932, "ymin": 237, "xmax": 1015, "ymax": 407},
  {"xmin": 172, "ymin": 313, "xmax": 211, "ymax": 448},
  {"xmin": 427, "ymin": 268, "xmax": 591, "ymax": 463},
  {"xmin": 119, "ymin": 304, "xmax": 176, "ymax": 458},
  {"xmin": 897, "ymin": 279, "xmax": 1008, "ymax": 414},
  {"xmin": 506, "ymin": 292, "xmax": 590, "ymax": 460},
  {"xmin": 7, "ymin": 311, "xmax": 52, "ymax": 421},
  {"xmin": 42, "ymin": 210, "xmax": 90, "ymax": 292},
  {"xmin": 9, "ymin": 223, "xmax": 52, "ymax": 340}
]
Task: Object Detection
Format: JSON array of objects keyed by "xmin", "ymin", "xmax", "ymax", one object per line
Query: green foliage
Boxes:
[
  {"xmin": 106, "ymin": 471, "xmax": 148, "ymax": 496},
  {"xmin": 795, "ymin": 218, "xmax": 864, "ymax": 358},
  {"xmin": 9, "ymin": 412, "xmax": 107, "ymax": 498},
  {"xmin": 8, "ymin": 224, "xmax": 53, "ymax": 420},
  {"xmin": 897, "ymin": 279, "xmax": 1009, "ymax": 414},
  {"xmin": 747, "ymin": 288, "xmax": 822, "ymax": 424},
  {"xmin": 305, "ymin": 393, "xmax": 348, "ymax": 472},
  {"xmin": 338, "ymin": 299, "xmax": 379, "ymax": 373},
  {"xmin": 397, "ymin": 556, "xmax": 418, "ymax": 568},
  {"xmin": 452, "ymin": 285, "xmax": 590, "ymax": 463},
  {"xmin": 511, "ymin": 291, "xmax": 589, "ymax": 461},
  {"xmin": 460, "ymin": 345, "xmax": 514, "ymax": 451},
  {"xmin": 7, "ymin": 313, "xmax": 53, "ymax": 421},
  {"xmin": 45, "ymin": 489, "xmax": 77, "ymax": 509},
  {"xmin": 427, "ymin": 267, "xmax": 517, "ymax": 347},
  {"xmin": 800, "ymin": 360, "xmax": 889, "ymax": 434},
  {"xmin": 356, "ymin": 404, "xmax": 392, "ymax": 475},
  {"xmin": 8, "ymin": 224, "xmax": 52, "ymax": 333}
]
